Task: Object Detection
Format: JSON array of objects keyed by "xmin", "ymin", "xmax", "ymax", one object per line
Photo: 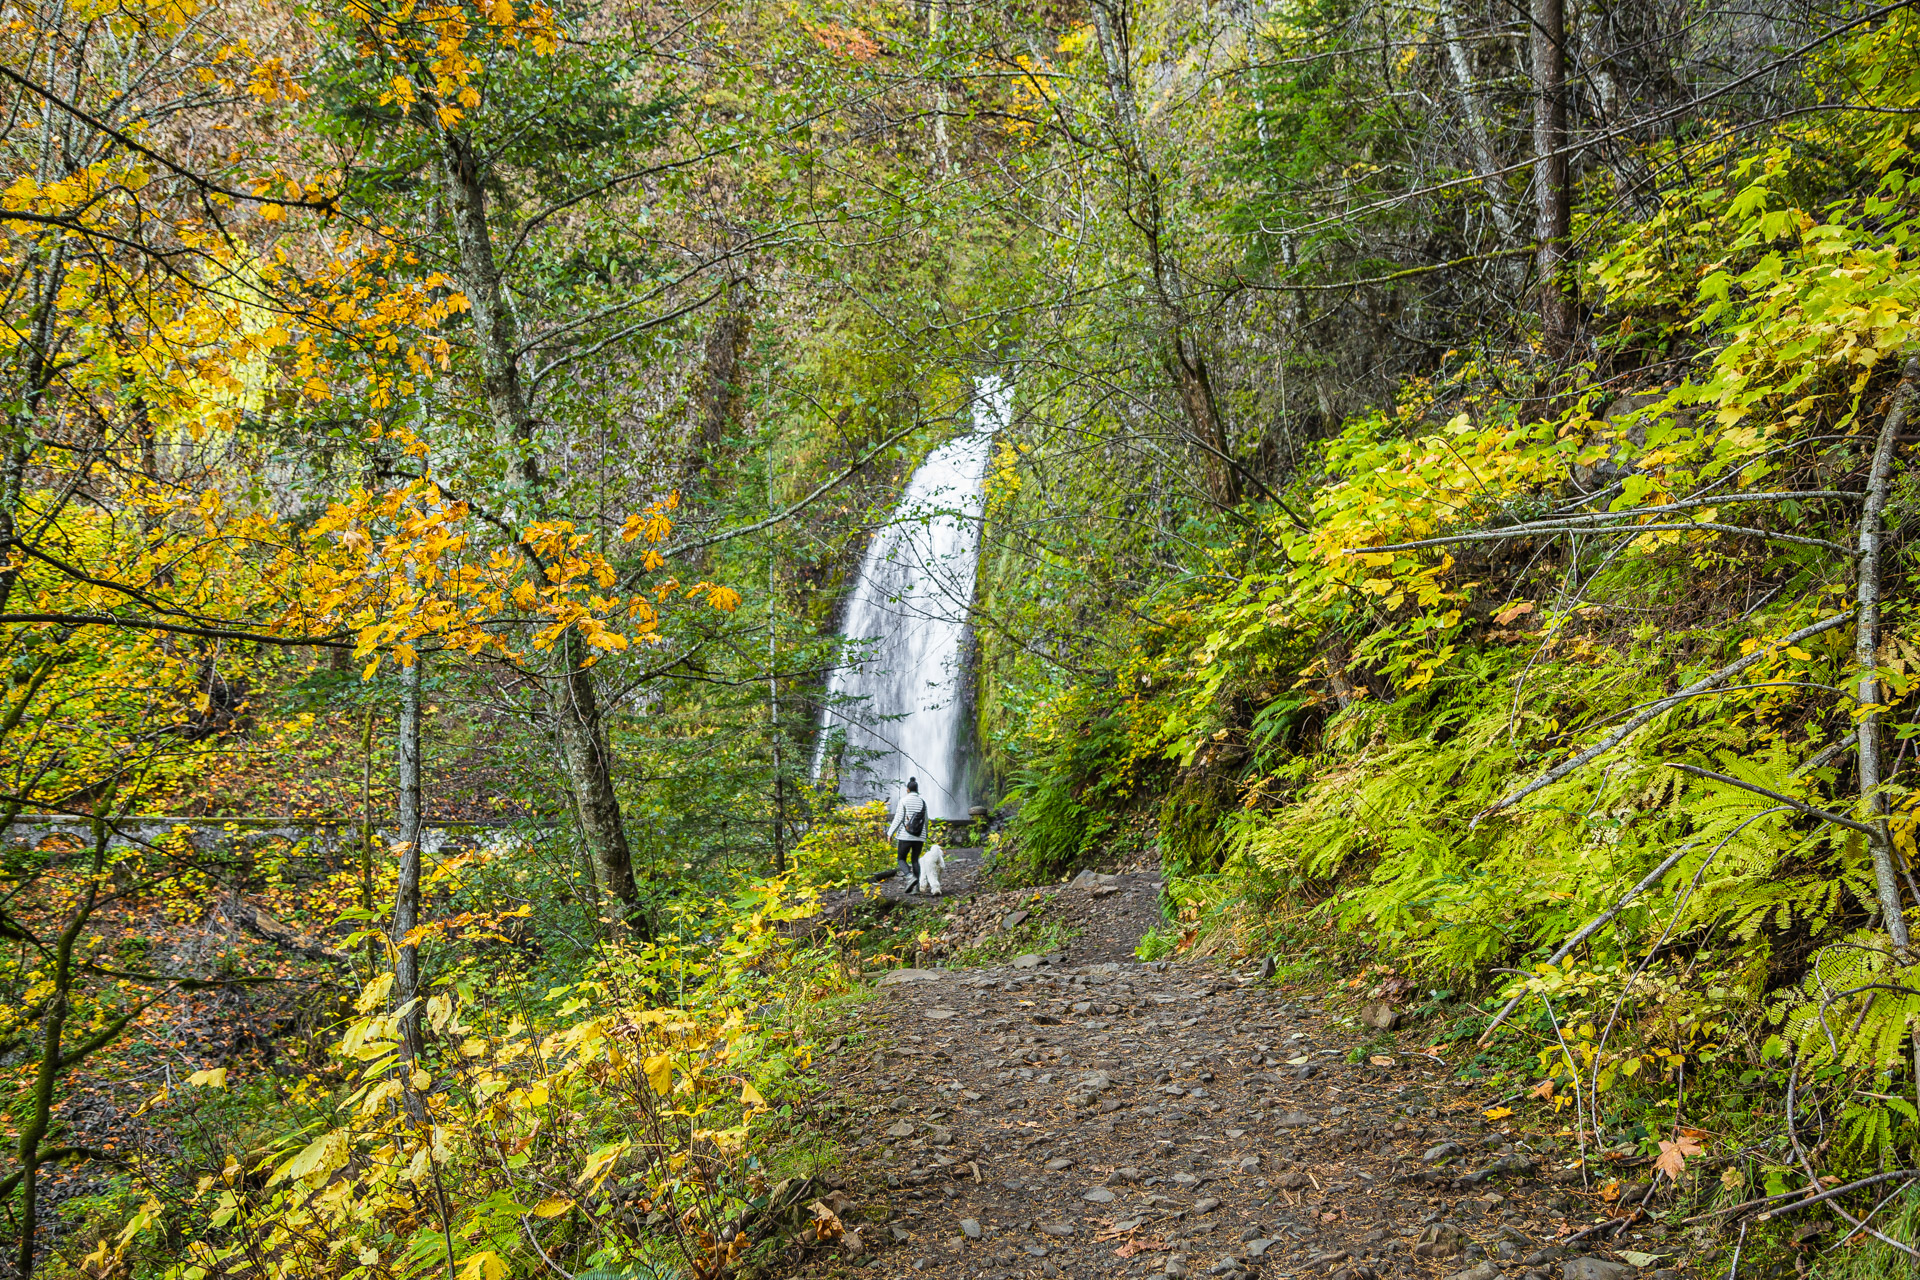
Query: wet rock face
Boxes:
[{"xmin": 790, "ymin": 853, "xmax": 1637, "ymax": 1280}]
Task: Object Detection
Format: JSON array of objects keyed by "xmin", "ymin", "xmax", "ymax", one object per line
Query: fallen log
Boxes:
[{"xmin": 218, "ymin": 896, "xmax": 350, "ymax": 963}]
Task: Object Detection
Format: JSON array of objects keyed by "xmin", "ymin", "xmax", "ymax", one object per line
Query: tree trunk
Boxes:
[
  {"xmin": 390, "ymin": 652, "xmax": 427, "ymax": 1075},
  {"xmin": 1087, "ymin": 0, "xmax": 1139, "ymax": 139},
  {"xmin": 435, "ymin": 124, "xmax": 643, "ymax": 927},
  {"xmin": 0, "ymin": 242, "xmax": 64, "ymax": 619},
  {"xmin": 360, "ymin": 707, "xmax": 378, "ymax": 975},
  {"xmin": 1089, "ymin": 0, "xmax": 1242, "ymax": 509},
  {"xmin": 549, "ymin": 629, "xmax": 643, "ymax": 935},
  {"xmin": 1442, "ymin": 0, "xmax": 1520, "ymax": 246},
  {"xmin": 929, "ymin": 0, "xmax": 952, "ymax": 173},
  {"xmin": 689, "ymin": 275, "xmax": 756, "ymax": 478},
  {"xmin": 438, "ymin": 129, "xmax": 539, "ymax": 499},
  {"xmin": 15, "ymin": 796, "xmax": 108, "ymax": 1278},
  {"xmin": 768, "ymin": 500, "xmax": 785, "ymax": 874},
  {"xmin": 1531, "ymin": 0, "xmax": 1574, "ymax": 353},
  {"xmin": 1171, "ymin": 346, "xmax": 1241, "ymax": 508}
]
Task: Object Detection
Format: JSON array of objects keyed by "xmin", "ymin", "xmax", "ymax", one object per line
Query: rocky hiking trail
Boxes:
[{"xmin": 789, "ymin": 854, "xmax": 1687, "ymax": 1280}]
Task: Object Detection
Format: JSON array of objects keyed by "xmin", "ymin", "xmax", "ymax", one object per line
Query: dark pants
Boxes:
[{"xmin": 896, "ymin": 838, "xmax": 924, "ymax": 879}]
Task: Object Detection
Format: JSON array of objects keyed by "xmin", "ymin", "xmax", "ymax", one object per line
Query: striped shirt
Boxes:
[{"xmin": 889, "ymin": 792, "xmax": 928, "ymax": 841}]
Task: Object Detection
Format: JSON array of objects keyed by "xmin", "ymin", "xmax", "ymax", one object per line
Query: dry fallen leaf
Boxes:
[
  {"xmin": 807, "ymin": 1201, "xmax": 844, "ymax": 1243},
  {"xmin": 1114, "ymin": 1239, "xmax": 1170, "ymax": 1257},
  {"xmin": 1494, "ymin": 601, "xmax": 1536, "ymax": 625},
  {"xmin": 1370, "ymin": 1054, "xmax": 1396, "ymax": 1067},
  {"xmin": 1483, "ymin": 1106, "xmax": 1514, "ymax": 1120},
  {"xmin": 1654, "ymin": 1133, "xmax": 1704, "ymax": 1180}
]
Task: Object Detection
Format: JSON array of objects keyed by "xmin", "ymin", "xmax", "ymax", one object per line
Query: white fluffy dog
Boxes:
[{"xmin": 917, "ymin": 844, "xmax": 947, "ymax": 897}]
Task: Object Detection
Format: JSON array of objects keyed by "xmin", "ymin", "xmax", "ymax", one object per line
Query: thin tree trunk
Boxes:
[
  {"xmin": 360, "ymin": 706, "xmax": 378, "ymax": 976},
  {"xmin": 15, "ymin": 793, "xmax": 109, "ymax": 1278},
  {"xmin": 1857, "ymin": 359, "xmax": 1919, "ymax": 951},
  {"xmin": 1442, "ymin": 0, "xmax": 1520, "ymax": 246},
  {"xmin": 548, "ymin": 630, "xmax": 643, "ymax": 935},
  {"xmin": 391, "ymin": 651, "xmax": 426, "ymax": 1074},
  {"xmin": 1531, "ymin": 0, "xmax": 1574, "ymax": 353},
  {"xmin": 689, "ymin": 275, "xmax": 755, "ymax": 479},
  {"xmin": 435, "ymin": 124, "xmax": 643, "ymax": 925},
  {"xmin": 438, "ymin": 129, "xmax": 538, "ymax": 499},
  {"xmin": 768, "ymin": 469, "xmax": 784, "ymax": 873},
  {"xmin": 0, "ymin": 242, "xmax": 64, "ymax": 619},
  {"xmin": 1089, "ymin": 0, "xmax": 1242, "ymax": 508},
  {"xmin": 929, "ymin": 0, "xmax": 952, "ymax": 173},
  {"xmin": 1171, "ymin": 347, "xmax": 1241, "ymax": 507}
]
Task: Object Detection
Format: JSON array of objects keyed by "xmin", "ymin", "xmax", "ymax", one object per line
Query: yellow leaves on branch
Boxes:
[
  {"xmin": 351, "ymin": 0, "xmax": 563, "ymax": 127},
  {"xmin": 309, "ymin": 481, "xmax": 738, "ymax": 673},
  {"xmin": 174, "ymin": 974, "xmax": 770, "ymax": 1279}
]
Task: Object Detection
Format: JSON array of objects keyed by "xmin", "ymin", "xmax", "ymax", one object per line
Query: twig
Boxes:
[
  {"xmin": 1855, "ymin": 356, "xmax": 1920, "ymax": 949},
  {"xmin": 1727, "ymin": 1219, "xmax": 1747, "ymax": 1280},
  {"xmin": 1480, "ymin": 838, "xmax": 1709, "ymax": 1043},
  {"xmin": 1687, "ymin": 1169, "xmax": 1920, "ymax": 1221},
  {"xmin": 1584, "ymin": 808, "xmax": 1792, "ymax": 1107},
  {"xmin": 1561, "ymin": 1209, "xmax": 1640, "ymax": 1244},
  {"xmin": 1828, "ymin": 1178, "xmax": 1915, "ymax": 1250},
  {"xmin": 520, "ymin": 1215, "xmax": 576, "ymax": 1279},
  {"xmin": 1352, "ymin": 521, "xmax": 1847, "ymax": 554},
  {"xmin": 1666, "ymin": 765, "xmax": 1880, "ymax": 838},
  {"xmin": 1534, "ymin": 990, "xmax": 1589, "ymax": 1185},
  {"xmin": 1475, "ymin": 612, "xmax": 1854, "ymax": 823},
  {"xmin": 1344, "ymin": 491, "xmax": 1863, "ymax": 556}
]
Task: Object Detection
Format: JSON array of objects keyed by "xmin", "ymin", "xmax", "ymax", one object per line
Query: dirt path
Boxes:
[{"xmin": 795, "ymin": 863, "xmax": 1684, "ymax": 1280}]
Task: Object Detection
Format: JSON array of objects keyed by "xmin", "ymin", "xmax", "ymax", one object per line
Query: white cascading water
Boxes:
[{"xmin": 813, "ymin": 376, "xmax": 1010, "ymax": 819}]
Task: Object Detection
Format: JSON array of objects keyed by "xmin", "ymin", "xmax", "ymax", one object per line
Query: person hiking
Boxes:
[{"xmin": 887, "ymin": 778, "xmax": 929, "ymax": 883}]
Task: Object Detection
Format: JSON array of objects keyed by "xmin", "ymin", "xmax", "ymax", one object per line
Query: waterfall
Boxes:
[{"xmin": 813, "ymin": 376, "xmax": 1010, "ymax": 820}]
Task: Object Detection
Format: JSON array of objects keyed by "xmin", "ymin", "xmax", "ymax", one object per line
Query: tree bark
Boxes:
[
  {"xmin": 1857, "ymin": 359, "xmax": 1919, "ymax": 951},
  {"xmin": 434, "ymin": 123, "xmax": 643, "ymax": 928},
  {"xmin": 390, "ymin": 651, "xmax": 427, "ymax": 1071},
  {"xmin": 1089, "ymin": 0, "xmax": 1242, "ymax": 508},
  {"xmin": 549, "ymin": 628, "xmax": 643, "ymax": 934},
  {"xmin": 689, "ymin": 275, "xmax": 755, "ymax": 478},
  {"xmin": 1531, "ymin": 0, "xmax": 1574, "ymax": 354},
  {"xmin": 1442, "ymin": 0, "xmax": 1520, "ymax": 246}
]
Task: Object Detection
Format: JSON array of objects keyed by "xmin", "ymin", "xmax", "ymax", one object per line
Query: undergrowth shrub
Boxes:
[
  {"xmin": 111, "ymin": 861, "xmax": 860, "ymax": 1280},
  {"xmin": 1158, "ymin": 771, "xmax": 1234, "ymax": 877},
  {"xmin": 787, "ymin": 800, "xmax": 891, "ymax": 890}
]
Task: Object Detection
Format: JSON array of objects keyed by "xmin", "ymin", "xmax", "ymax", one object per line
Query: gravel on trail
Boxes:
[{"xmin": 790, "ymin": 854, "xmax": 1682, "ymax": 1280}]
